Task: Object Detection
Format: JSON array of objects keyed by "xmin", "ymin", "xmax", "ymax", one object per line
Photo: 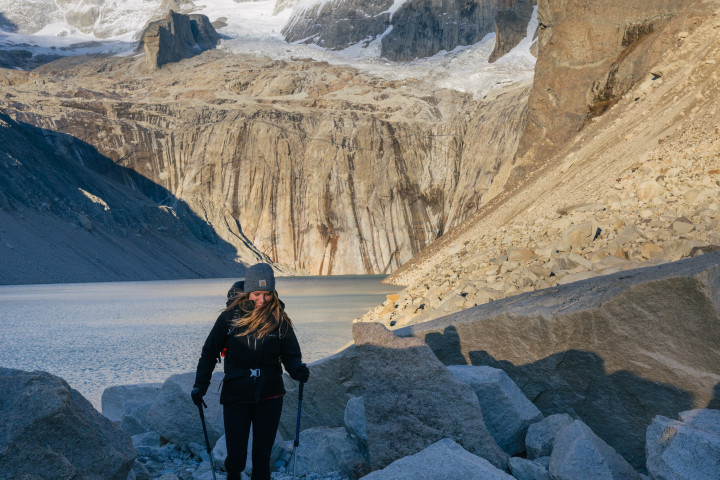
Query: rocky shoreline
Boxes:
[{"xmin": 2, "ymin": 253, "xmax": 718, "ymax": 480}]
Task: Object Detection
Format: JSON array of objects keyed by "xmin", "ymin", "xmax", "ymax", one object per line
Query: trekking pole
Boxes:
[
  {"xmin": 293, "ymin": 381, "xmax": 305, "ymax": 480},
  {"xmin": 196, "ymin": 399, "xmax": 218, "ymax": 480}
]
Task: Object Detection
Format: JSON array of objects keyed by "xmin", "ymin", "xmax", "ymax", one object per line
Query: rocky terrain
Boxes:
[
  {"xmin": 3, "ymin": 255, "xmax": 719, "ymax": 478},
  {"xmin": 366, "ymin": 0, "xmax": 720, "ymax": 328}
]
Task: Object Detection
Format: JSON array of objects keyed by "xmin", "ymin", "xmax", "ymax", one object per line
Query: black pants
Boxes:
[{"xmin": 223, "ymin": 396, "xmax": 284, "ymax": 480}]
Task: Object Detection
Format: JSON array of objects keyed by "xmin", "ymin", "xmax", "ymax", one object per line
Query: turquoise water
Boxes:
[{"xmin": 0, "ymin": 276, "xmax": 399, "ymax": 409}]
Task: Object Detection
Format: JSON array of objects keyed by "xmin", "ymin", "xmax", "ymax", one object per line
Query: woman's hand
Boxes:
[
  {"xmin": 191, "ymin": 385, "xmax": 208, "ymax": 407},
  {"xmin": 294, "ymin": 364, "xmax": 310, "ymax": 383}
]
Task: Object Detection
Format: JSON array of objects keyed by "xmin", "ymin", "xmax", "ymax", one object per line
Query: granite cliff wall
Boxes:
[{"xmin": 1, "ymin": 52, "xmax": 530, "ymax": 275}]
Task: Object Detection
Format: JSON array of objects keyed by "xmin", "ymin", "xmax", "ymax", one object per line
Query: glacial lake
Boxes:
[{"xmin": 0, "ymin": 276, "xmax": 400, "ymax": 410}]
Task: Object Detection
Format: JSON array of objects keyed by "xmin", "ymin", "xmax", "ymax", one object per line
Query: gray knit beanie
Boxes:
[{"xmin": 243, "ymin": 263, "xmax": 275, "ymax": 292}]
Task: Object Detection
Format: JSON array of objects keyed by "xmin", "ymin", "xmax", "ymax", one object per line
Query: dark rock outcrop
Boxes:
[
  {"xmin": 0, "ymin": 368, "xmax": 136, "ymax": 480},
  {"xmin": 139, "ymin": 10, "xmax": 220, "ymax": 70},
  {"xmin": 489, "ymin": 0, "xmax": 534, "ymax": 62},
  {"xmin": 284, "ymin": 0, "xmax": 533, "ymax": 61},
  {"xmin": 381, "ymin": 0, "xmax": 498, "ymax": 61},
  {"xmin": 399, "ymin": 252, "xmax": 720, "ymax": 470},
  {"xmin": 353, "ymin": 322, "xmax": 508, "ymax": 470}
]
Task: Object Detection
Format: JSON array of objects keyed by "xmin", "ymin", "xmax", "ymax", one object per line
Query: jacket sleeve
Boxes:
[
  {"xmin": 280, "ymin": 323, "xmax": 303, "ymax": 378},
  {"xmin": 193, "ymin": 312, "xmax": 229, "ymax": 391}
]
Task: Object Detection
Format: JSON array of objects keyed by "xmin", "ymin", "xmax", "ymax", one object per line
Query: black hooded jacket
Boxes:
[{"xmin": 193, "ymin": 304, "xmax": 304, "ymax": 404}]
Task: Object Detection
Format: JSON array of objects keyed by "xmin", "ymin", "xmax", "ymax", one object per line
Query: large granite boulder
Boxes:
[
  {"xmin": 646, "ymin": 409, "xmax": 720, "ymax": 480},
  {"xmin": 550, "ymin": 420, "xmax": 642, "ymax": 480},
  {"xmin": 401, "ymin": 253, "xmax": 720, "ymax": 470},
  {"xmin": 138, "ymin": 10, "xmax": 221, "ymax": 70},
  {"xmin": 353, "ymin": 322, "xmax": 508, "ymax": 470},
  {"xmin": 279, "ymin": 346, "xmax": 362, "ymax": 439},
  {"xmin": 509, "ymin": 456, "xmax": 551, "ymax": 480},
  {"xmin": 360, "ymin": 438, "xmax": 515, "ymax": 480},
  {"xmin": 145, "ymin": 371, "xmax": 225, "ymax": 446},
  {"xmin": 0, "ymin": 368, "xmax": 136, "ymax": 480},
  {"xmin": 448, "ymin": 365, "xmax": 543, "ymax": 455},
  {"xmin": 289, "ymin": 427, "xmax": 370, "ymax": 479}
]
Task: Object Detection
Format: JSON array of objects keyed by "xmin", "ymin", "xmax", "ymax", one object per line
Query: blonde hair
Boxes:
[{"xmin": 226, "ymin": 291, "xmax": 293, "ymax": 338}]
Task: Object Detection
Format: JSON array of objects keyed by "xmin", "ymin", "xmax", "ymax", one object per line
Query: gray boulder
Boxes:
[
  {"xmin": 361, "ymin": 438, "xmax": 515, "ymax": 480},
  {"xmin": 344, "ymin": 396, "xmax": 366, "ymax": 442},
  {"xmin": 138, "ymin": 10, "xmax": 220, "ymax": 70},
  {"xmin": 448, "ymin": 365, "xmax": 543, "ymax": 455},
  {"xmin": 550, "ymin": 420, "xmax": 642, "ymax": 480},
  {"xmin": 279, "ymin": 346, "xmax": 362, "ymax": 439},
  {"xmin": 0, "ymin": 368, "xmax": 136, "ymax": 480},
  {"xmin": 353, "ymin": 322, "xmax": 508, "ymax": 470},
  {"xmin": 646, "ymin": 408, "xmax": 720, "ymax": 480},
  {"xmin": 145, "ymin": 371, "xmax": 224, "ymax": 446},
  {"xmin": 401, "ymin": 253, "xmax": 720, "ymax": 470},
  {"xmin": 102, "ymin": 382, "xmax": 162, "ymax": 435},
  {"xmin": 289, "ymin": 427, "xmax": 370, "ymax": 479},
  {"xmin": 525, "ymin": 413, "xmax": 574, "ymax": 459},
  {"xmin": 509, "ymin": 456, "xmax": 551, "ymax": 480},
  {"xmin": 102, "ymin": 383, "xmax": 162, "ymax": 422}
]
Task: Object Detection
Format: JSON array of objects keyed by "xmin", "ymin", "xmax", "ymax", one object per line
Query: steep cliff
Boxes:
[
  {"xmin": 1, "ymin": 50, "xmax": 529, "ymax": 277},
  {"xmin": 513, "ymin": 0, "xmax": 705, "ymax": 172},
  {"xmin": 283, "ymin": 0, "xmax": 533, "ymax": 61},
  {"xmin": 488, "ymin": 0, "xmax": 534, "ymax": 62},
  {"xmin": 138, "ymin": 11, "xmax": 220, "ymax": 70}
]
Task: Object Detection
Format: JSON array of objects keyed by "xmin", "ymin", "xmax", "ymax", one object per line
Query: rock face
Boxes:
[
  {"xmin": 489, "ymin": 0, "xmax": 534, "ymax": 62},
  {"xmin": 352, "ymin": 322, "xmax": 508, "ymax": 470},
  {"xmin": 380, "ymin": 0, "xmax": 499, "ymax": 61},
  {"xmin": 139, "ymin": 11, "xmax": 220, "ymax": 70},
  {"xmin": 399, "ymin": 253, "xmax": 720, "ymax": 470},
  {"xmin": 0, "ymin": 368, "xmax": 136, "ymax": 480},
  {"xmin": 514, "ymin": 0, "xmax": 706, "ymax": 166},
  {"xmin": 550, "ymin": 420, "xmax": 641, "ymax": 480},
  {"xmin": 284, "ymin": 0, "xmax": 533, "ymax": 61},
  {"xmin": 1, "ymin": 52, "xmax": 529, "ymax": 277},
  {"xmin": 360, "ymin": 438, "xmax": 515, "ymax": 480},
  {"xmin": 646, "ymin": 409, "xmax": 720, "ymax": 480}
]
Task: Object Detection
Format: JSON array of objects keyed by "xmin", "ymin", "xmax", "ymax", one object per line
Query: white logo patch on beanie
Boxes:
[{"xmin": 259, "ymin": 279, "xmax": 267, "ymax": 287}]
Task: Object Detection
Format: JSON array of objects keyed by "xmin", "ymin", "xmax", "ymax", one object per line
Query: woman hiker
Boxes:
[{"xmin": 191, "ymin": 263, "xmax": 310, "ymax": 480}]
